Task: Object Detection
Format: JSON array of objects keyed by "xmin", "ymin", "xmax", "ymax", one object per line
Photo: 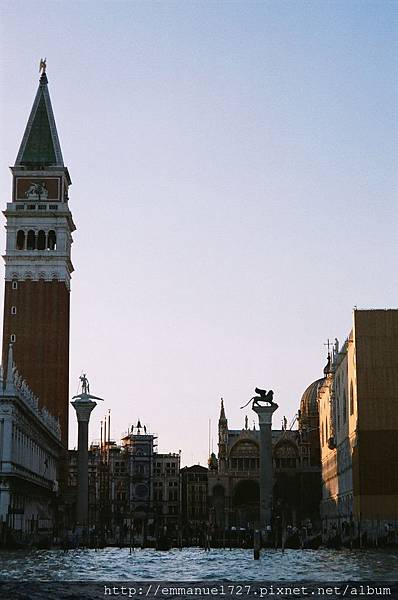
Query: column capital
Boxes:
[
  {"xmin": 252, "ymin": 403, "xmax": 278, "ymax": 426},
  {"xmin": 71, "ymin": 399, "xmax": 96, "ymax": 423}
]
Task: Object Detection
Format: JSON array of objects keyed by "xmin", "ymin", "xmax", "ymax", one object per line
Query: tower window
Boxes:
[
  {"xmin": 16, "ymin": 230, "xmax": 25, "ymax": 250},
  {"xmin": 48, "ymin": 230, "xmax": 56, "ymax": 250},
  {"xmin": 37, "ymin": 230, "xmax": 46, "ymax": 251},
  {"xmin": 11, "ymin": 306, "xmax": 17, "ymax": 315},
  {"xmin": 12, "ymin": 281, "xmax": 18, "ymax": 290},
  {"xmin": 10, "ymin": 334, "xmax": 16, "ymax": 343},
  {"xmin": 27, "ymin": 230, "xmax": 36, "ymax": 250}
]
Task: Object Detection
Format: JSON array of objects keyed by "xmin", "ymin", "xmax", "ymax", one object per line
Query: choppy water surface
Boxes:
[{"xmin": 0, "ymin": 547, "xmax": 397, "ymax": 581}]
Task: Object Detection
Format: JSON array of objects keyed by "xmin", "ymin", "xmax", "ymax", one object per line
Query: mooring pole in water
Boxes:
[
  {"xmin": 253, "ymin": 529, "xmax": 260, "ymax": 560},
  {"xmin": 281, "ymin": 526, "xmax": 286, "ymax": 553},
  {"xmin": 204, "ymin": 530, "xmax": 211, "ymax": 552},
  {"xmin": 281, "ymin": 509, "xmax": 287, "ymax": 553}
]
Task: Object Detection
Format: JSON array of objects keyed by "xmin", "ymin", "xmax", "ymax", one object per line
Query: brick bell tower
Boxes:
[{"xmin": 2, "ymin": 62, "xmax": 75, "ymax": 449}]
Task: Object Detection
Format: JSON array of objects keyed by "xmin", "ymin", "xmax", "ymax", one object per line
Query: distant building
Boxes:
[
  {"xmin": 318, "ymin": 309, "xmax": 398, "ymax": 543},
  {"xmin": 118, "ymin": 421, "xmax": 156, "ymax": 537},
  {"xmin": 180, "ymin": 465, "xmax": 208, "ymax": 530},
  {"xmin": 153, "ymin": 453, "xmax": 181, "ymax": 534},
  {"xmin": 0, "ymin": 347, "xmax": 62, "ymax": 543},
  {"xmin": 67, "ymin": 420, "xmax": 181, "ymax": 540},
  {"xmin": 208, "ymin": 396, "xmax": 322, "ymax": 531}
]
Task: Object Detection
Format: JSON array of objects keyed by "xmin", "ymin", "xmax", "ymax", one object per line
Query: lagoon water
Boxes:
[{"xmin": 0, "ymin": 547, "xmax": 397, "ymax": 581}]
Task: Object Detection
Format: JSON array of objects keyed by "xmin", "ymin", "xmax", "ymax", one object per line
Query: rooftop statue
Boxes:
[{"xmin": 240, "ymin": 387, "xmax": 275, "ymax": 409}]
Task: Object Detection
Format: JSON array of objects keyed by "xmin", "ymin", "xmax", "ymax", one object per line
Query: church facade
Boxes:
[{"xmin": 208, "ymin": 391, "xmax": 322, "ymax": 532}]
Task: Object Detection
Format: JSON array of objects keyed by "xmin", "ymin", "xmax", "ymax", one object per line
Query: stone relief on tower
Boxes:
[{"xmin": 25, "ymin": 181, "xmax": 48, "ymax": 200}]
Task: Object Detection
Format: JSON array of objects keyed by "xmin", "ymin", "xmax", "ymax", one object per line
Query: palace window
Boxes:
[
  {"xmin": 48, "ymin": 230, "xmax": 56, "ymax": 250},
  {"xmin": 11, "ymin": 306, "xmax": 17, "ymax": 315},
  {"xmin": 12, "ymin": 281, "xmax": 18, "ymax": 290},
  {"xmin": 27, "ymin": 230, "xmax": 36, "ymax": 250},
  {"xmin": 37, "ymin": 230, "xmax": 46, "ymax": 250},
  {"xmin": 16, "ymin": 230, "xmax": 25, "ymax": 250},
  {"xmin": 10, "ymin": 334, "xmax": 16, "ymax": 343}
]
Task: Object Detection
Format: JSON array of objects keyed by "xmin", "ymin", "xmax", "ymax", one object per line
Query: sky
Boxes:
[{"xmin": 0, "ymin": 1, "xmax": 397, "ymax": 466}]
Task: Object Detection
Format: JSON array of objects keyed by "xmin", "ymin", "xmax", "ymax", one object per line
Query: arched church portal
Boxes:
[{"xmin": 231, "ymin": 479, "xmax": 259, "ymax": 528}]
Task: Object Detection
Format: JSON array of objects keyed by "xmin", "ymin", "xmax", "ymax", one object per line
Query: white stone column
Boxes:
[
  {"xmin": 71, "ymin": 398, "xmax": 96, "ymax": 526},
  {"xmin": 252, "ymin": 403, "xmax": 278, "ymax": 529}
]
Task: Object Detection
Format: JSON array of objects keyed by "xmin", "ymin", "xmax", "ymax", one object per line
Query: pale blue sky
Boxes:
[{"xmin": 1, "ymin": 1, "xmax": 397, "ymax": 464}]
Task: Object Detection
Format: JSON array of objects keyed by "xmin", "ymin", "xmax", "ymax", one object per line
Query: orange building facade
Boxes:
[{"xmin": 319, "ymin": 309, "xmax": 398, "ymax": 542}]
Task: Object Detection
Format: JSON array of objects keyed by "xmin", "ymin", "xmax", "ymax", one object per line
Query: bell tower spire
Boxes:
[
  {"xmin": 15, "ymin": 63, "xmax": 64, "ymax": 169},
  {"xmin": 218, "ymin": 398, "xmax": 228, "ymax": 473},
  {"xmin": 2, "ymin": 64, "xmax": 75, "ymax": 449}
]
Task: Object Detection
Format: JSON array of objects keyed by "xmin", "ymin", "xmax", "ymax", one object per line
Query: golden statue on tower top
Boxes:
[{"xmin": 39, "ymin": 58, "xmax": 46, "ymax": 74}]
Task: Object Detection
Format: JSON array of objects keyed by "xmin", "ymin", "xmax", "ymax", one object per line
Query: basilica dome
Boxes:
[{"xmin": 300, "ymin": 378, "xmax": 323, "ymax": 417}]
